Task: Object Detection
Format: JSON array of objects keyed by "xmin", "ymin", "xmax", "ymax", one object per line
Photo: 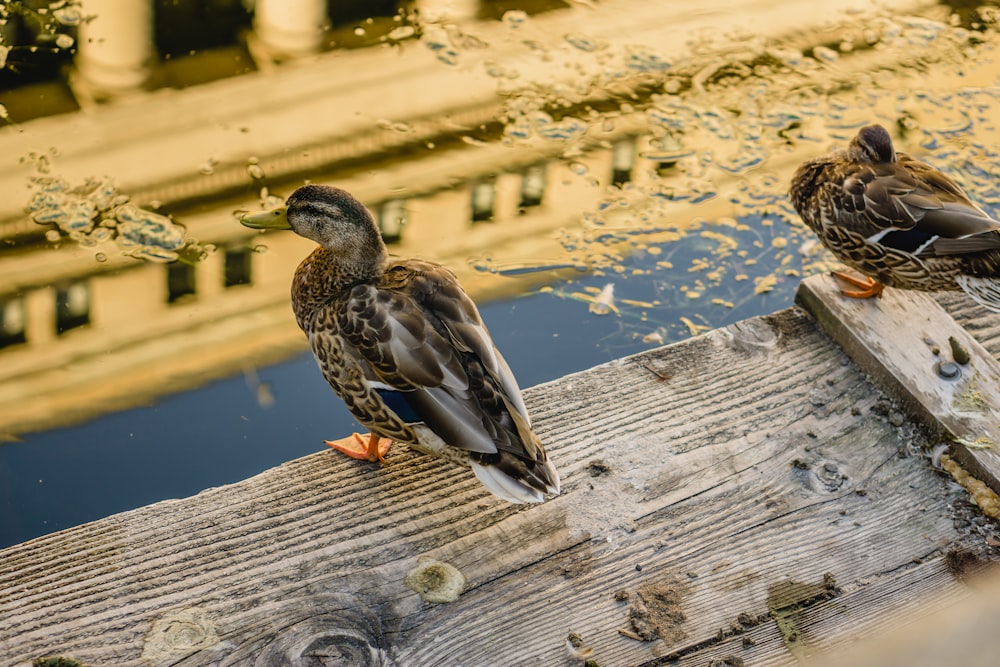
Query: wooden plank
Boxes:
[
  {"xmin": 636, "ymin": 557, "xmax": 968, "ymax": 667},
  {"xmin": 0, "ymin": 308, "xmax": 977, "ymax": 666},
  {"xmin": 797, "ymin": 274, "xmax": 1000, "ymax": 495}
]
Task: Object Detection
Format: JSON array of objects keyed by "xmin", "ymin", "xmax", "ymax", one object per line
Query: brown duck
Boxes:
[
  {"xmin": 240, "ymin": 184, "xmax": 560, "ymax": 503},
  {"xmin": 790, "ymin": 124, "xmax": 1000, "ymax": 310}
]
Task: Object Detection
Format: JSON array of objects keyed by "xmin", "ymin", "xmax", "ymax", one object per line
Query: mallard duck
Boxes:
[
  {"xmin": 790, "ymin": 124, "xmax": 1000, "ymax": 310},
  {"xmin": 239, "ymin": 184, "xmax": 560, "ymax": 504}
]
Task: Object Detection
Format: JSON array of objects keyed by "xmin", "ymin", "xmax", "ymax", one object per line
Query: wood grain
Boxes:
[
  {"xmin": 0, "ymin": 307, "xmax": 982, "ymax": 666},
  {"xmin": 805, "ymin": 565, "xmax": 1000, "ymax": 667},
  {"xmin": 936, "ymin": 291, "xmax": 1000, "ymax": 359},
  {"xmin": 797, "ymin": 274, "xmax": 1000, "ymax": 495}
]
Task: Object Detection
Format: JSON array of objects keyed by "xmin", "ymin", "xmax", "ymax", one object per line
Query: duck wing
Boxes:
[
  {"xmin": 335, "ymin": 260, "xmax": 543, "ymax": 464},
  {"xmin": 837, "ymin": 154, "xmax": 1000, "ymax": 256},
  {"xmin": 896, "ymin": 154, "xmax": 1000, "ymax": 256}
]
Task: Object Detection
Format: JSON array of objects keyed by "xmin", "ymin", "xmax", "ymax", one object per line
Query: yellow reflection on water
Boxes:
[{"xmin": 0, "ymin": 1, "xmax": 999, "ymax": 434}]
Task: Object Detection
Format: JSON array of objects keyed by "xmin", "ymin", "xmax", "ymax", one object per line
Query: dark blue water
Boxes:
[{"xmin": 0, "ymin": 214, "xmax": 806, "ymax": 548}]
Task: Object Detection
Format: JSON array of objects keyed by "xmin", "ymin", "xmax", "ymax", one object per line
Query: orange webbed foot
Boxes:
[
  {"xmin": 831, "ymin": 271, "xmax": 885, "ymax": 299},
  {"xmin": 324, "ymin": 432, "xmax": 392, "ymax": 463}
]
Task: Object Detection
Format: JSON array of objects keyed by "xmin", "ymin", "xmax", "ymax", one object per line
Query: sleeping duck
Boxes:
[{"xmin": 790, "ymin": 123, "xmax": 1000, "ymax": 310}]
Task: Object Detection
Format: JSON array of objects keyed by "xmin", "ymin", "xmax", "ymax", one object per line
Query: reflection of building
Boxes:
[
  {"xmin": 0, "ymin": 123, "xmax": 656, "ymax": 436},
  {"xmin": 0, "ymin": 2, "xmax": 510, "ymax": 118},
  {"xmin": 0, "ymin": 0, "xmax": 692, "ymax": 436},
  {"xmin": 0, "ymin": 0, "xmax": 927, "ymax": 435}
]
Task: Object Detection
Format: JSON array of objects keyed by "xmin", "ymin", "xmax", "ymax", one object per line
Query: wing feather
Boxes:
[
  {"xmin": 824, "ymin": 152, "xmax": 1000, "ymax": 258},
  {"xmin": 332, "ymin": 260, "xmax": 541, "ymax": 461}
]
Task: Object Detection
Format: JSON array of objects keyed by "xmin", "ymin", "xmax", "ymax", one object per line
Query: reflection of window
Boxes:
[
  {"xmin": 470, "ymin": 179, "xmax": 495, "ymax": 223},
  {"xmin": 154, "ymin": 1, "xmax": 252, "ymax": 60},
  {"xmin": 655, "ymin": 135, "xmax": 684, "ymax": 175},
  {"xmin": 519, "ymin": 164, "xmax": 546, "ymax": 211},
  {"xmin": 224, "ymin": 246, "xmax": 252, "ymax": 287},
  {"xmin": 55, "ymin": 282, "xmax": 90, "ymax": 335},
  {"xmin": 167, "ymin": 262, "xmax": 197, "ymax": 303},
  {"xmin": 655, "ymin": 161, "xmax": 677, "ymax": 176},
  {"xmin": 379, "ymin": 199, "xmax": 407, "ymax": 244},
  {"xmin": 611, "ymin": 137, "xmax": 635, "ymax": 187},
  {"xmin": 0, "ymin": 295, "xmax": 26, "ymax": 349}
]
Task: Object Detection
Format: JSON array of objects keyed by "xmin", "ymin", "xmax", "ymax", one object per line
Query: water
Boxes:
[
  {"xmin": 0, "ymin": 210, "xmax": 811, "ymax": 547},
  {"xmin": 2, "ymin": 1, "xmax": 1000, "ymax": 548},
  {"xmin": 0, "ymin": 288, "xmax": 653, "ymax": 547}
]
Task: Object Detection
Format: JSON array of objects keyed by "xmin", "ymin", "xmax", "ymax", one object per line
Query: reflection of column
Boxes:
[
  {"xmin": 413, "ymin": 0, "xmax": 479, "ymax": 23},
  {"xmin": 253, "ymin": 0, "xmax": 327, "ymax": 57},
  {"xmin": 197, "ymin": 250, "xmax": 224, "ymax": 299},
  {"xmin": 75, "ymin": 0, "xmax": 154, "ymax": 94},
  {"xmin": 24, "ymin": 288, "xmax": 56, "ymax": 347}
]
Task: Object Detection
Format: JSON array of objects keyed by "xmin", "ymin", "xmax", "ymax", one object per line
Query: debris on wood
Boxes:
[
  {"xmin": 405, "ymin": 556, "xmax": 466, "ymax": 603},
  {"xmin": 619, "ymin": 576, "xmax": 689, "ymax": 643},
  {"xmin": 565, "ymin": 631, "xmax": 597, "ymax": 664},
  {"xmin": 940, "ymin": 453, "xmax": 1000, "ymax": 520},
  {"xmin": 768, "ymin": 573, "xmax": 840, "ymax": 659}
]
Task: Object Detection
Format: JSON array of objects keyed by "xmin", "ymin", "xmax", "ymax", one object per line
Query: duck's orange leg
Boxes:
[
  {"xmin": 831, "ymin": 271, "xmax": 885, "ymax": 299},
  {"xmin": 324, "ymin": 432, "xmax": 392, "ymax": 463}
]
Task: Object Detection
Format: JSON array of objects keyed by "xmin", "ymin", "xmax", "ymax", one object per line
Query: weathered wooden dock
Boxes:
[{"xmin": 2, "ymin": 274, "xmax": 999, "ymax": 666}]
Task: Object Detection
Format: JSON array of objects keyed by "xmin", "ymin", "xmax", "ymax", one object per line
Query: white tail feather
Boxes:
[
  {"xmin": 470, "ymin": 460, "xmax": 550, "ymax": 504},
  {"xmin": 540, "ymin": 457, "xmax": 561, "ymax": 496},
  {"xmin": 956, "ymin": 275, "xmax": 1000, "ymax": 313}
]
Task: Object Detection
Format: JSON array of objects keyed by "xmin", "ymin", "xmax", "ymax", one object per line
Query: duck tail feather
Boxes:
[{"xmin": 470, "ymin": 455, "xmax": 560, "ymax": 504}]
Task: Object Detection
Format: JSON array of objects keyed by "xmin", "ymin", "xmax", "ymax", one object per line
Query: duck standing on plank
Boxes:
[
  {"xmin": 240, "ymin": 184, "xmax": 560, "ymax": 504},
  {"xmin": 790, "ymin": 124, "xmax": 1000, "ymax": 311}
]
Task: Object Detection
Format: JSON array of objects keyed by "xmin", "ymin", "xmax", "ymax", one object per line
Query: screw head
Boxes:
[{"xmin": 937, "ymin": 361, "xmax": 962, "ymax": 380}]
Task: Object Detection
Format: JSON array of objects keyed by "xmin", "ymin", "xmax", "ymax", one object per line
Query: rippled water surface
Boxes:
[{"xmin": 3, "ymin": 1, "xmax": 1000, "ymax": 547}]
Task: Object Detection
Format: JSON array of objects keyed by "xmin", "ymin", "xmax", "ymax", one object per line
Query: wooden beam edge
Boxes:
[{"xmin": 795, "ymin": 274, "xmax": 1000, "ymax": 494}]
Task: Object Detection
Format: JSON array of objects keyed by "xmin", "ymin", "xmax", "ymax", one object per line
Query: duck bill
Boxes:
[{"xmin": 239, "ymin": 206, "xmax": 291, "ymax": 230}]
